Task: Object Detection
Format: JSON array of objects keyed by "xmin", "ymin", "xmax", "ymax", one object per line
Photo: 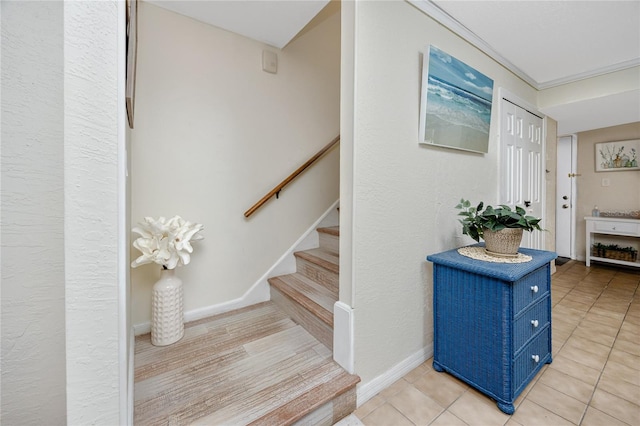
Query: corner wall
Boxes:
[
  {"xmin": 1, "ymin": 2, "xmax": 66, "ymax": 423},
  {"xmin": 347, "ymin": 1, "xmax": 538, "ymax": 387},
  {"xmin": 130, "ymin": 2, "xmax": 341, "ymax": 327},
  {"xmin": 575, "ymin": 122, "xmax": 640, "ymax": 260}
]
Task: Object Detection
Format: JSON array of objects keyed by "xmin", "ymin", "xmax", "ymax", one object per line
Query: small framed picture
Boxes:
[{"xmin": 595, "ymin": 139, "xmax": 640, "ymax": 172}]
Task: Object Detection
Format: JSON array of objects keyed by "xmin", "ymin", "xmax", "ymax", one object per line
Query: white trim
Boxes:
[
  {"xmin": 333, "ymin": 301, "xmax": 355, "ymax": 373},
  {"xmin": 408, "ymin": 0, "xmax": 537, "ymax": 88},
  {"xmin": 408, "ymin": 1, "xmax": 640, "ymax": 90},
  {"xmin": 117, "ymin": 0, "xmax": 131, "ymax": 423},
  {"xmin": 356, "ymin": 344, "xmax": 433, "ymax": 406},
  {"xmin": 133, "ymin": 200, "xmax": 340, "ymax": 335}
]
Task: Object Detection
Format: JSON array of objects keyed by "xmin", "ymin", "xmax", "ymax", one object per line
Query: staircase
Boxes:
[
  {"xmin": 134, "ymin": 226, "xmax": 359, "ymax": 425},
  {"xmin": 269, "ymin": 226, "xmax": 339, "ymax": 350}
]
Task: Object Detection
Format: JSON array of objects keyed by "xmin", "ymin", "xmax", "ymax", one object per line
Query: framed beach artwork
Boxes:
[
  {"xmin": 419, "ymin": 45, "xmax": 494, "ymax": 154},
  {"xmin": 595, "ymin": 139, "xmax": 640, "ymax": 172}
]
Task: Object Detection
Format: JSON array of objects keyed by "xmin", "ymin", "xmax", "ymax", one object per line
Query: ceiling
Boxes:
[{"xmin": 148, "ymin": 0, "xmax": 640, "ymax": 135}]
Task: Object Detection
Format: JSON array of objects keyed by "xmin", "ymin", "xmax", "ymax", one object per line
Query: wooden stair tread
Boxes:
[
  {"xmin": 269, "ymin": 274, "xmax": 335, "ymax": 327},
  {"xmin": 250, "ymin": 369, "xmax": 360, "ymax": 425},
  {"xmin": 134, "ymin": 302, "xmax": 358, "ymax": 426},
  {"xmin": 317, "ymin": 226, "xmax": 339, "ymax": 237},
  {"xmin": 295, "ymin": 248, "xmax": 339, "ymax": 274}
]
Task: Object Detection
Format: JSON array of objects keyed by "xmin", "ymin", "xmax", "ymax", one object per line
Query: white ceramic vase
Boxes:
[{"xmin": 151, "ymin": 268, "xmax": 184, "ymax": 346}]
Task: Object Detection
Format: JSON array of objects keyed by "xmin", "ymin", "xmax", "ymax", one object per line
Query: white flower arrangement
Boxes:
[{"xmin": 131, "ymin": 216, "xmax": 204, "ymax": 270}]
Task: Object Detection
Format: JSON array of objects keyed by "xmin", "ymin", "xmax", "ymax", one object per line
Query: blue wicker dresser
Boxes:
[{"xmin": 426, "ymin": 246, "xmax": 556, "ymax": 414}]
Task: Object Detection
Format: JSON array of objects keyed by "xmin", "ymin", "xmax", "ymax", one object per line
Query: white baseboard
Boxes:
[
  {"xmin": 333, "ymin": 301, "xmax": 354, "ymax": 374},
  {"xmin": 356, "ymin": 344, "xmax": 434, "ymax": 406},
  {"xmin": 133, "ymin": 200, "xmax": 340, "ymax": 336}
]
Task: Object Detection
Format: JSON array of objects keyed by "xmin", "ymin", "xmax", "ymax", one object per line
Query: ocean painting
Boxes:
[{"xmin": 420, "ymin": 46, "xmax": 494, "ymax": 153}]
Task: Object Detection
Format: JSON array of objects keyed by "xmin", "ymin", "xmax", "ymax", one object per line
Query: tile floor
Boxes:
[{"xmin": 353, "ymin": 261, "xmax": 640, "ymax": 426}]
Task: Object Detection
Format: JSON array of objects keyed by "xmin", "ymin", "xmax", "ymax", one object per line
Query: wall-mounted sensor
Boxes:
[{"xmin": 262, "ymin": 50, "xmax": 277, "ymax": 74}]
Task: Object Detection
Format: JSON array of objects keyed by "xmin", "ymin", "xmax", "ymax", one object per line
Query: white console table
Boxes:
[{"xmin": 585, "ymin": 216, "xmax": 640, "ymax": 268}]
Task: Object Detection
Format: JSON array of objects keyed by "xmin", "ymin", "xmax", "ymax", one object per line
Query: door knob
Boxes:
[
  {"xmin": 562, "ymin": 195, "xmax": 568, "ymax": 200},
  {"xmin": 524, "ymin": 200, "xmax": 531, "ymax": 207},
  {"xmin": 563, "ymin": 204, "xmax": 569, "ymax": 209}
]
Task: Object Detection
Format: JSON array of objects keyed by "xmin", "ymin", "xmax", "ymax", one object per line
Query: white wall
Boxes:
[
  {"xmin": 131, "ymin": 2, "xmax": 341, "ymax": 327},
  {"xmin": 1, "ymin": 2, "xmax": 67, "ymax": 423},
  {"xmin": 64, "ymin": 1, "xmax": 122, "ymax": 423},
  {"xmin": 345, "ymin": 1, "xmax": 538, "ymax": 386},
  {"xmin": 1, "ymin": 1, "xmax": 124, "ymax": 423}
]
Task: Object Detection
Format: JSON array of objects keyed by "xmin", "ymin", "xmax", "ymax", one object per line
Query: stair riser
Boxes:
[
  {"xmin": 296, "ymin": 258, "xmax": 338, "ymax": 298},
  {"xmin": 271, "ymin": 286, "xmax": 333, "ymax": 350},
  {"xmin": 318, "ymin": 233, "xmax": 339, "ymax": 255},
  {"xmin": 292, "ymin": 387, "xmax": 356, "ymax": 426}
]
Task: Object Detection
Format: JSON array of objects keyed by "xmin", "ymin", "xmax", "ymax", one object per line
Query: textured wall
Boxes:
[
  {"xmin": 348, "ymin": 1, "xmax": 538, "ymax": 385},
  {"xmin": 575, "ymin": 122, "xmax": 640, "ymax": 260},
  {"xmin": 1, "ymin": 2, "xmax": 67, "ymax": 423},
  {"xmin": 130, "ymin": 2, "xmax": 341, "ymax": 327},
  {"xmin": 64, "ymin": 1, "xmax": 121, "ymax": 423}
]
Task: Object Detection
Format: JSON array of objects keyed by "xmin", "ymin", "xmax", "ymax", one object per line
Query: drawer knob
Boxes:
[
  {"xmin": 531, "ymin": 319, "xmax": 539, "ymax": 328},
  {"xmin": 531, "ymin": 354, "xmax": 540, "ymax": 363},
  {"xmin": 531, "ymin": 285, "xmax": 539, "ymax": 293}
]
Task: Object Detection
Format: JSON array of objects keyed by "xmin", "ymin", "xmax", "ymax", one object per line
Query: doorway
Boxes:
[{"xmin": 555, "ymin": 135, "xmax": 577, "ymax": 259}]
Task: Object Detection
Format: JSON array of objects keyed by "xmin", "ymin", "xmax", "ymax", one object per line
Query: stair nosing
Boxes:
[
  {"xmin": 249, "ymin": 369, "xmax": 360, "ymax": 426},
  {"xmin": 317, "ymin": 226, "xmax": 339, "ymax": 237}
]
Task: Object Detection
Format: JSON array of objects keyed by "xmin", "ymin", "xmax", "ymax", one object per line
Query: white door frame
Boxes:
[
  {"xmin": 497, "ymin": 87, "xmax": 546, "ymax": 250},
  {"xmin": 556, "ymin": 135, "xmax": 578, "ymax": 259}
]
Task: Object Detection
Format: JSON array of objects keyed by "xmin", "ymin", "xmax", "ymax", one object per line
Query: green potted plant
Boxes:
[{"xmin": 455, "ymin": 199, "xmax": 543, "ymax": 256}]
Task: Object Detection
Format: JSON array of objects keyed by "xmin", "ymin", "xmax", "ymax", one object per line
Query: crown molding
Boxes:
[{"xmin": 408, "ymin": 0, "xmax": 639, "ymax": 91}]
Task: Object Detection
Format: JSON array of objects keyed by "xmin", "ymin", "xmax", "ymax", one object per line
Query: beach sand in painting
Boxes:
[{"xmin": 424, "ymin": 115, "xmax": 489, "ymax": 153}]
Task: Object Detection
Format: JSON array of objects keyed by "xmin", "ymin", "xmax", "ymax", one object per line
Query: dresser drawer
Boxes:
[
  {"xmin": 594, "ymin": 220, "xmax": 639, "ymax": 235},
  {"xmin": 513, "ymin": 297, "xmax": 550, "ymax": 351},
  {"xmin": 513, "ymin": 329, "xmax": 551, "ymax": 392},
  {"xmin": 512, "ymin": 267, "xmax": 549, "ymax": 314}
]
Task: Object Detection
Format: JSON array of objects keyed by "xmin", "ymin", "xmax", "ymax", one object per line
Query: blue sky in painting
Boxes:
[{"xmin": 428, "ymin": 46, "xmax": 493, "ymax": 102}]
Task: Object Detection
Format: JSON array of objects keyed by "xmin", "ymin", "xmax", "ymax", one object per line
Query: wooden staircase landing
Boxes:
[{"xmin": 134, "ymin": 301, "xmax": 359, "ymax": 425}]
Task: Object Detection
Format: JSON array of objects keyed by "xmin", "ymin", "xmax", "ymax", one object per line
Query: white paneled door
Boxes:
[
  {"xmin": 556, "ymin": 135, "xmax": 576, "ymax": 258},
  {"xmin": 500, "ymin": 98, "xmax": 544, "ymax": 250}
]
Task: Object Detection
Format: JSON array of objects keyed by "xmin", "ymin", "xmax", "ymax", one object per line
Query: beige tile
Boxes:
[
  {"xmin": 589, "ymin": 388, "xmax": 640, "ymax": 425},
  {"xmin": 429, "ymin": 411, "xmax": 468, "ymax": 426},
  {"xmin": 617, "ymin": 327, "xmax": 639, "ymax": 345},
  {"xmin": 378, "ymin": 378, "xmax": 410, "ymax": 399},
  {"xmin": 597, "ymin": 372, "xmax": 640, "ymax": 405},
  {"xmin": 524, "ymin": 382, "xmax": 586, "ymax": 424},
  {"xmin": 447, "ymin": 391, "xmax": 510, "ymax": 426},
  {"xmin": 389, "ymin": 386, "xmax": 444, "ymax": 425},
  {"xmin": 572, "ymin": 324, "xmax": 616, "ymax": 347},
  {"xmin": 509, "ymin": 399, "xmax": 573, "ymax": 426},
  {"xmin": 557, "ymin": 342, "xmax": 608, "ymax": 371},
  {"xmin": 620, "ymin": 320, "xmax": 640, "ymax": 336},
  {"xmin": 608, "ymin": 347, "xmax": 640, "ymax": 371},
  {"xmin": 564, "ymin": 335, "xmax": 611, "ymax": 359},
  {"xmin": 538, "ymin": 368, "xmax": 595, "ymax": 404},
  {"xmin": 588, "ymin": 306, "xmax": 626, "ymax": 322},
  {"xmin": 613, "ymin": 337, "xmax": 640, "ymax": 356},
  {"xmin": 403, "ymin": 362, "xmax": 432, "ymax": 384},
  {"xmin": 548, "ymin": 354, "xmax": 601, "ymax": 386},
  {"xmin": 361, "ymin": 403, "xmax": 414, "ymax": 426},
  {"xmin": 582, "ymin": 311, "xmax": 624, "ymax": 329},
  {"xmin": 355, "ymin": 395, "xmax": 385, "ymax": 420},
  {"xmin": 412, "ymin": 370, "xmax": 468, "ymax": 408},
  {"xmin": 602, "ymin": 359, "xmax": 640, "ymax": 387},
  {"xmin": 556, "ymin": 298, "xmax": 592, "ymax": 313},
  {"xmin": 581, "ymin": 406, "xmax": 629, "ymax": 426}
]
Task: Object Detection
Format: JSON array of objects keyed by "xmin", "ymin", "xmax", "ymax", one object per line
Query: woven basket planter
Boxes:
[
  {"xmin": 591, "ymin": 245, "xmax": 638, "ymax": 262},
  {"xmin": 483, "ymin": 228, "xmax": 524, "ymax": 256}
]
